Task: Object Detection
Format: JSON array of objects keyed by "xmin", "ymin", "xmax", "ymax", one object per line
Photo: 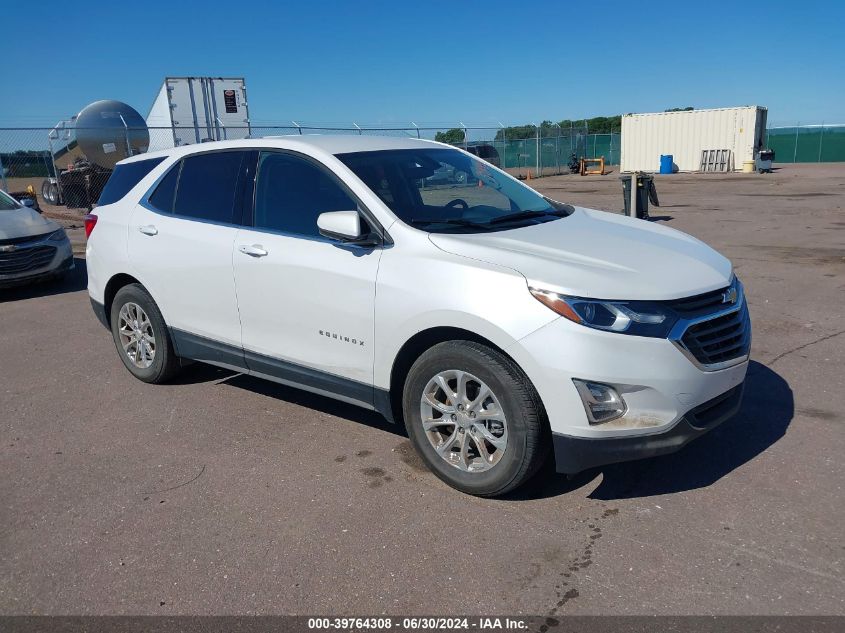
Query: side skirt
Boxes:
[{"xmin": 170, "ymin": 328, "xmax": 394, "ymax": 421}]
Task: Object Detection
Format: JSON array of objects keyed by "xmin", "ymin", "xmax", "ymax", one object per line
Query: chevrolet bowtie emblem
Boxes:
[{"xmin": 722, "ymin": 287, "xmax": 738, "ymax": 304}]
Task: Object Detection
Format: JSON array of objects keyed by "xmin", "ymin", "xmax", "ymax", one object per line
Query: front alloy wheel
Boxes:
[
  {"xmin": 420, "ymin": 370, "xmax": 508, "ymax": 472},
  {"xmin": 403, "ymin": 341, "xmax": 548, "ymax": 497}
]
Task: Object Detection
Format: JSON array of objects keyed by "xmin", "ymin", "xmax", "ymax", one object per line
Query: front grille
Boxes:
[
  {"xmin": 0, "ymin": 245, "xmax": 57, "ymax": 275},
  {"xmin": 666, "ymin": 285, "xmax": 731, "ymax": 317},
  {"xmin": 680, "ymin": 302, "xmax": 751, "ymax": 366},
  {"xmin": 0, "ymin": 232, "xmax": 52, "ymax": 247},
  {"xmin": 686, "ymin": 384, "xmax": 744, "ymax": 429}
]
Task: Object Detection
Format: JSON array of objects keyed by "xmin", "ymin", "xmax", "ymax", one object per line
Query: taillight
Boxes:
[{"xmin": 83, "ymin": 214, "xmax": 98, "ymax": 238}]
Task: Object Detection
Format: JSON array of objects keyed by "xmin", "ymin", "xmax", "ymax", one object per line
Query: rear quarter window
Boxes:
[
  {"xmin": 98, "ymin": 157, "xmax": 166, "ymax": 205},
  {"xmin": 147, "ymin": 161, "xmax": 181, "ymax": 213}
]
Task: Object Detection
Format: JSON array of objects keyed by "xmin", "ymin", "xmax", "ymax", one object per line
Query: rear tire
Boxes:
[
  {"xmin": 110, "ymin": 284, "xmax": 181, "ymax": 384},
  {"xmin": 402, "ymin": 341, "xmax": 548, "ymax": 497}
]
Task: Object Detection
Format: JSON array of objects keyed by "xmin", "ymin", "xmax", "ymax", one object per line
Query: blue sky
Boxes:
[{"xmin": 4, "ymin": 0, "xmax": 843, "ymax": 128}]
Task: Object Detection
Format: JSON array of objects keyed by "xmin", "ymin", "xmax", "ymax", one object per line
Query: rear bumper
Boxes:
[{"xmin": 552, "ymin": 383, "xmax": 744, "ymax": 473}]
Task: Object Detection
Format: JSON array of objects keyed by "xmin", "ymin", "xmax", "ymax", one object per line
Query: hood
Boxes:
[
  {"xmin": 428, "ymin": 207, "xmax": 732, "ymax": 300},
  {"xmin": 0, "ymin": 206, "xmax": 60, "ymax": 241}
]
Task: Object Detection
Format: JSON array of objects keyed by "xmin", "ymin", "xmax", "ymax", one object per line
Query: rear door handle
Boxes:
[
  {"xmin": 138, "ymin": 225, "xmax": 158, "ymax": 236},
  {"xmin": 238, "ymin": 244, "xmax": 268, "ymax": 257}
]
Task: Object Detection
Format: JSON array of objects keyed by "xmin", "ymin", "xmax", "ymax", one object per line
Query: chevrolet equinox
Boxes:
[{"xmin": 86, "ymin": 136, "xmax": 750, "ymax": 496}]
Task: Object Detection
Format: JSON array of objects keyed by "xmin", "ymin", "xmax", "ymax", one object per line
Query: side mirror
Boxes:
[{"xmin": 317, "ymin": 210, "xmax": 379, "ymax": 247}]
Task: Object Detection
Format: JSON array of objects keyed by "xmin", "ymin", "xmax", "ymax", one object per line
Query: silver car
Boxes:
[{"xmin": 0, "ymin": 189, "xmax": 73, "ymax": 288}]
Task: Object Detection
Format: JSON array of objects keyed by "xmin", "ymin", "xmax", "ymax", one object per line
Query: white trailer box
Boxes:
[
  {"xmin": 146, "ymin": 77, "xmax": 250, "ymax": 151},
  {"xmin": 620, "ymin": 106, "xmax": 767, "ymax": 173}
]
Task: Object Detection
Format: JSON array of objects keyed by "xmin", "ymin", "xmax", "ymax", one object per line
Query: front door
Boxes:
[{"xmin": 232, "ymin": 151, "xmax": 382, "ymax": 405}]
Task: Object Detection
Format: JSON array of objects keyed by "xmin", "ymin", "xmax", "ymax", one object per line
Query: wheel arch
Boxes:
[
  {"xmin": 387, "ymin": 326, "xmax": 544, "ymax": 425},
  {"xmin": 102, "ymin": 273, "xmax": 143, "ymax": 326}
]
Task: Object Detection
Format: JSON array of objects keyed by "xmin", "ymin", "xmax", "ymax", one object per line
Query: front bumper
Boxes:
[
  {"xmin": 507, "ymin": 312, "xmax": 750, "ymax": 473},
  {"xmin": 0, "ymin": 234, "xmax": 73, "ymax": 288},
  {"xmin": 552, "ymin": 383, "xmax": 744, "ymax": 473}
]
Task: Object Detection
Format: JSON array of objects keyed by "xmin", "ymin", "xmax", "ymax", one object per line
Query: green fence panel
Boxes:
[
  {"xmin": 585, "ymin": 134, "xmax": 620, "ymax": 165},
  {"xmin": 820, "ymin": 127, "xmax": 845, "ymax": 162},
  {"xmin": 766, "ymin": 127, "xmax": 845, "ymax": 163}
]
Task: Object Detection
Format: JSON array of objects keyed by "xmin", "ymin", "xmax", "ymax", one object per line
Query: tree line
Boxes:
[{"xmin": 434, "ymin": 108, "xmax": 693, "ymax": 143}]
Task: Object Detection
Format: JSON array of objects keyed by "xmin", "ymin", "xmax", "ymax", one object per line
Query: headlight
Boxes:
[
  {"xmin": 529, "ymin": 287, "xmax": 677, "ymax": 337},
  {"xmin": 47, "ymin": 229, "xmax": 68, "ymax": 242}
]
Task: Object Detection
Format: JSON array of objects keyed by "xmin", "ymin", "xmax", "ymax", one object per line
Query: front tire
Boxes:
[
  {"xmin": 110, "ymin": 284, "xmax": 181, "ymax": 384},
  {"xmin": 402, "ymin": 341, "xmax": 548, "ymax": 496}
]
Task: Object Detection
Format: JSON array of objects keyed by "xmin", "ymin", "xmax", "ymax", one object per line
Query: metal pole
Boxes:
[
  {"xmin": 353, "ymin": 123, "xmax": 362, "ymax": 136},
  {"xmin": 793, "ymin": 122, "xmax": 799, "ymax": 163},
  {"xmin": 818, "ymin": 123, "xmax": 824, "ymax": 162},
  {"xmin": 555, "ymin": 124, "xmax": 560, "ymax": 174},
  {"xmin": 292, "ymin": 120, "xmax": 302, "ymax": 135},
  {"xmin": 0, "ymin": 152, "xmax": 8, "ymax": 192},
  {"xmin": 498, "ymin": 122, "xmax": 506, "ymax": 170},
  {"xmin": 118, "ymin": 114, "xmax": 132, "ymax": 158},
  {"xmin": 535, "ymin": 123, "xmax": 540, "ymax": 178},
  {"xmin": 411, "ymin": 122, "xmax": 420, "ymax": 138},
  {"xmin": 48, "ymin": 124, "xmax": 65, "ymax": 205},
  {"xmin": 215, "ymin": 116, "xmax": 227, "ymax": 140},
  {"xmin": 459, "ymin": 122, "xmax": 468, "ymax": 150}
]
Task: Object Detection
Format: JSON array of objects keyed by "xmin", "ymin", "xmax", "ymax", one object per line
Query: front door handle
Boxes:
[
  {"xmin": 138, "ymin": 225, "xmax": 158, "ymax": 236},
  {"xmin": 238, "ymin": 244, "xmax": 269, "ymax": 257}
]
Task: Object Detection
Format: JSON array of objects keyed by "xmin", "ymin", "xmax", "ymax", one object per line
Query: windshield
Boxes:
[
  {"xmin": 0, "ymin": 189, "xmax": 22, "ymax": 211},
  {"xmin": 336, "ymin": 148, "xmax": 569, "ymax": 233}
]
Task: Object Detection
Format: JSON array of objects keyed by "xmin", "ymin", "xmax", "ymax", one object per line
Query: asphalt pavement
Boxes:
[{"xmin": 1, "ymin": 164, "xmax": 843, "ymax": 615}]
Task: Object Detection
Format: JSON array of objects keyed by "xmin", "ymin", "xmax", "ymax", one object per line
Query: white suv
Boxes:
[{"xmin": 86, "ymin": 136, "xmax": 750, "ymax": 496}]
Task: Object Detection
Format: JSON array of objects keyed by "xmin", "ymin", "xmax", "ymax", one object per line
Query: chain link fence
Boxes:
[
  {"xmin": 1, "ymin": 121, "xmax": 840, "ymax": 209},
  {"xmin": 0, "ymin": 123, "xmax": 599, "ymax": 207}
]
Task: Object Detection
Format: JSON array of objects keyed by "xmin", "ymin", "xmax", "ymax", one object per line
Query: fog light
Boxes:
[{"xmin": 573, "ymin": 379, "xmax": 627, "ymax": 425}]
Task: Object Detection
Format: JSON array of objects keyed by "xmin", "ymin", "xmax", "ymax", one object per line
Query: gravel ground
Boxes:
[{"xmin": 1, "ymin": 163, "xmax": 843, "ymax": 616}]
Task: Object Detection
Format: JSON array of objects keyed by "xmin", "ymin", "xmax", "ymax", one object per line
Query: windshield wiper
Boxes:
[
  {"xmin": 409, "ymin": 217, "xmax": 491, "ymax": 229},
  {"xmin": 488, "ymin": 209, "xmax": 562, "ymax": 225}
]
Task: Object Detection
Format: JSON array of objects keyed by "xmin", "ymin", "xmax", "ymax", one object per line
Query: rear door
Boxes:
[
  {"xmin": 127, "ymin": 150, "xmax": 251, "ymax": 363},
  {"xmin": 232, "ymin": 150, "xmax": 382, "ymax": 403}
]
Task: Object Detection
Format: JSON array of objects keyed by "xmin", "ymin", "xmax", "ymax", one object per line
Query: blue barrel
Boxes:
[{"xmin": 659, "ymin": 154, "xmax": 673, "ymax": 174}]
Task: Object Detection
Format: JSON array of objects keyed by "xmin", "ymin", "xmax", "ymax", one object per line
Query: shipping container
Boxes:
[
  {"xmin": 620, "ymin": 106, "xmax": 767, "ymax": 173},
  {"xmin": 146, "ymin": 77, "xmax": 250, "ymax": 151}
]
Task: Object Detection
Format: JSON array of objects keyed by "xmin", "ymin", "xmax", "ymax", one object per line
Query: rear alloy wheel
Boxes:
[
  {"xmin": 117, "ymin": 302, "xmax": 157, "ymax": 369},
  {"xmin": 110, "ymin": 284, "xmax": 181, "ymax": 384},
  {"xmin": 403, "ymin": 341, "xmax": 548, "ymax": 497}
]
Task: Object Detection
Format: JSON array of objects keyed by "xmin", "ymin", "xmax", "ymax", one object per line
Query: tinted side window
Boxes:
[
  {"xmin": 174, "ymin": 151, "xmax": 246, "ymax": 223},
  {"xmin": 253, "ymin": 152, "xmax": 356, "ymax": 237},
  {"xmin": 147, "ymin": 161, "xmax": 181, "ymax": 213},
  {"xmin": 98, "ymin": 157, "xmax": 166, "ymax": 205}
]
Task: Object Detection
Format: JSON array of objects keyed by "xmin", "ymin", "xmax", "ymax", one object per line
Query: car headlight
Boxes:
[
  {"xmin": 529, "ymin": 287, "xmax": 677, "ymax": 337},
  {"xmin": 47, "ymin": 229, "xmax": 68, "ymax": 242}
]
